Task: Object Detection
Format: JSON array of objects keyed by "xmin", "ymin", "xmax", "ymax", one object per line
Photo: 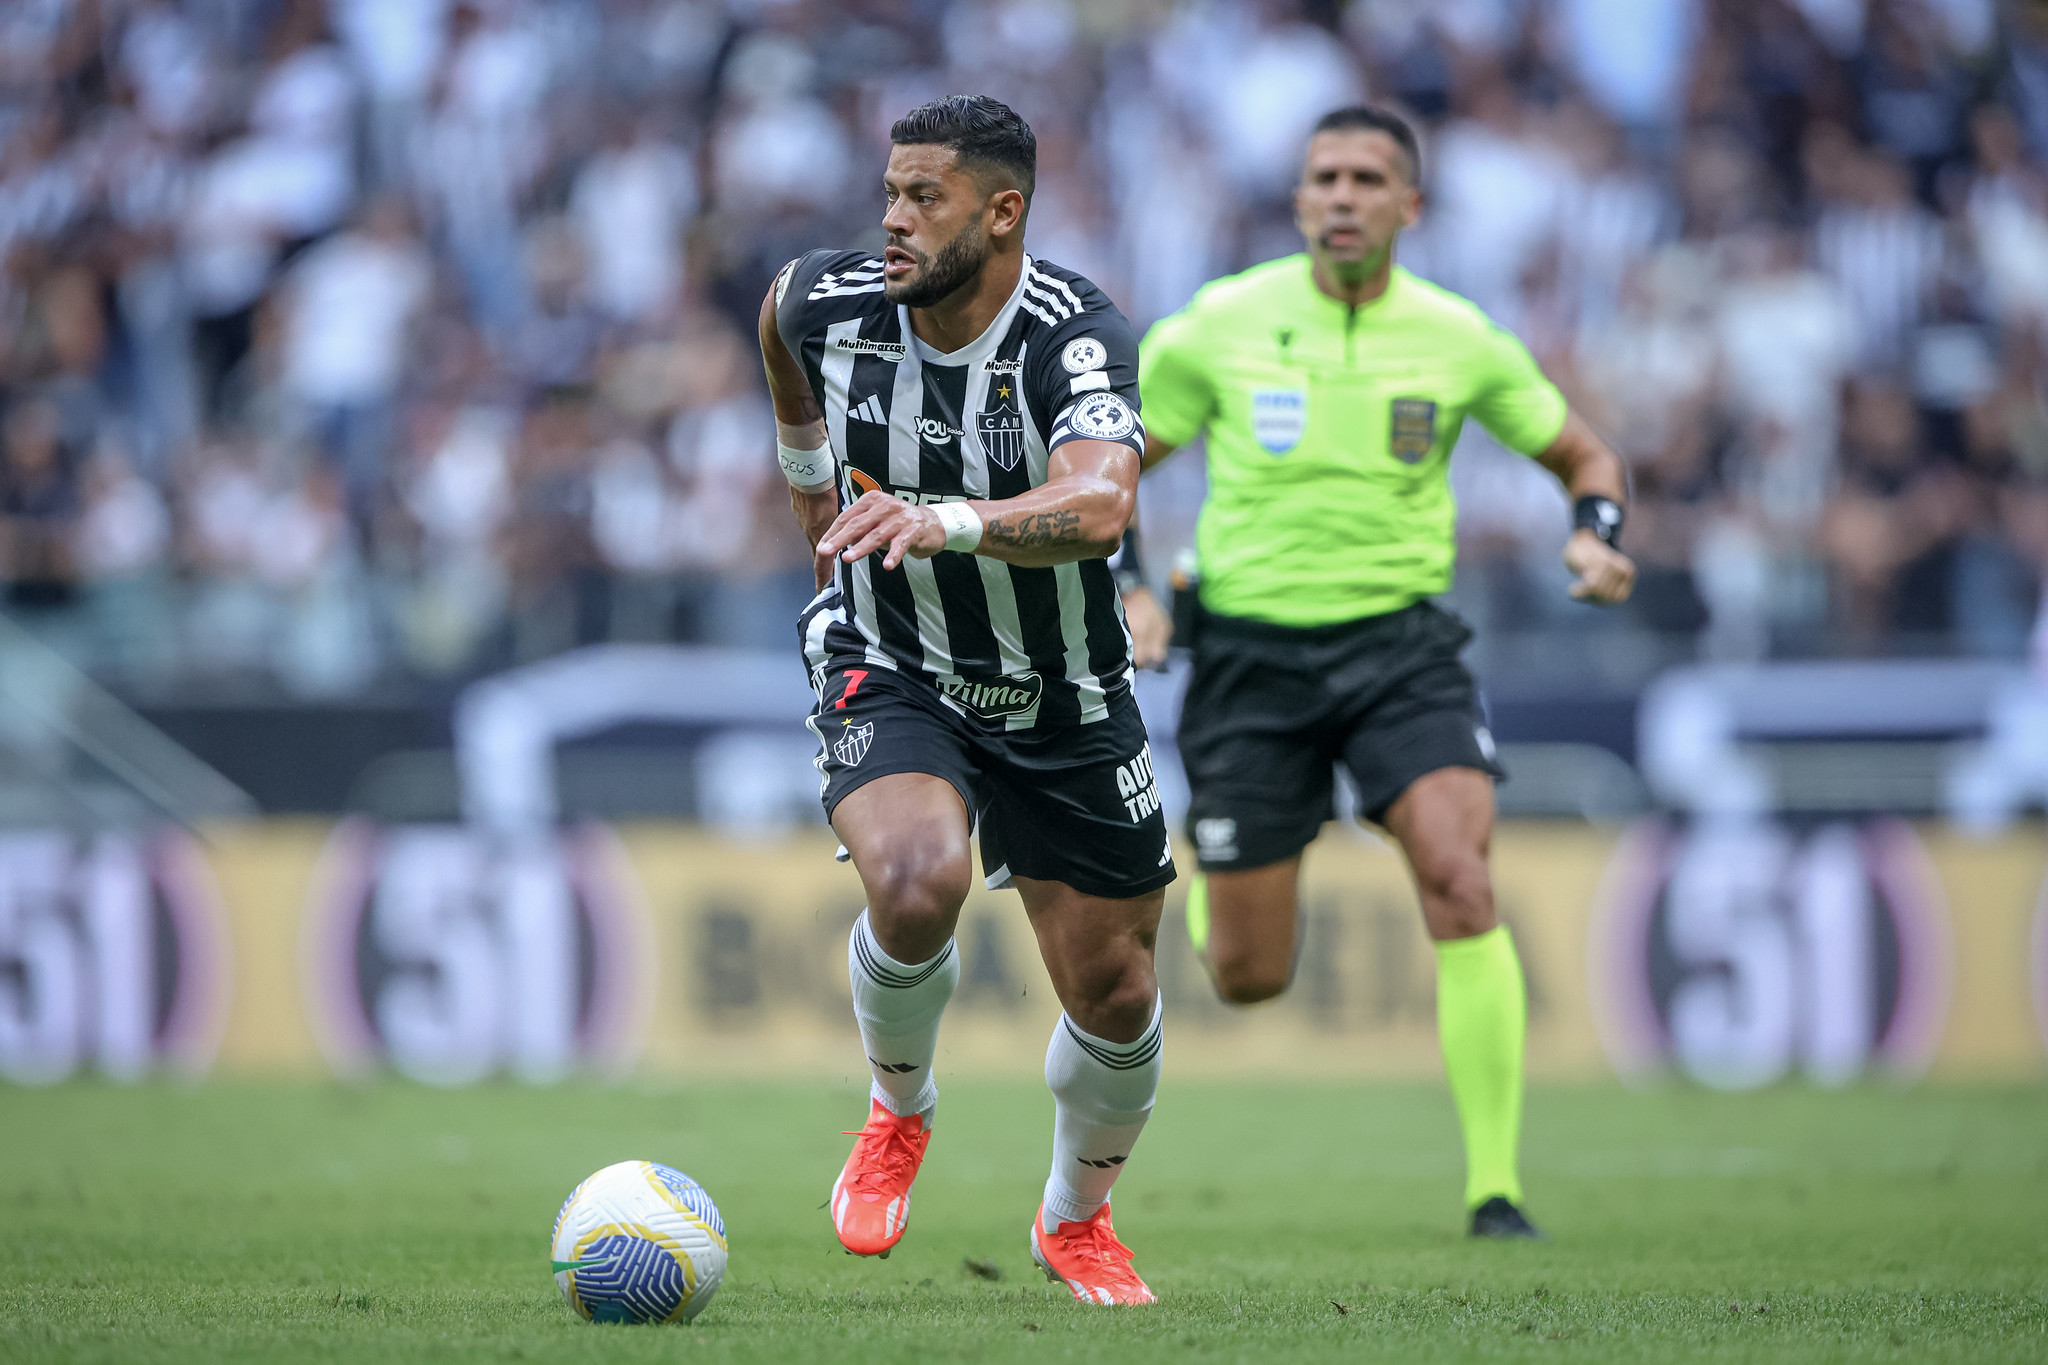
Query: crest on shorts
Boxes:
[
  {"xmin": 977, "ymin": 399, "xmax": 1025, "ymax": 472},
  {"xmin": 1251, "ymin": 389, "xmax": 1306, "ymax": 454},
  {"xmin": 1389, "ymin": 397, "xmax": 1438, "ymax": 464},
  {"xmin": 1194, "ymin": 817, "xmax": 1239, "ymax": 862},
  {"xmin": 833, "ymin": 721, "xmax": 874, "ymax": 766}
]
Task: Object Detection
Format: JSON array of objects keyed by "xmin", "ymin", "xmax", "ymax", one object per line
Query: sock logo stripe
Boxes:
[
  {"xmin": 1060, "ymin": 1017, "xmax": 1162, "ymax": 1071},
  {"xmin": 867, "ymin": 1057, "xmax": 921, "ymax": 1074},
  {"xmin": 853, "ymin": 932, "xmax": 955, "ymax": 990}
]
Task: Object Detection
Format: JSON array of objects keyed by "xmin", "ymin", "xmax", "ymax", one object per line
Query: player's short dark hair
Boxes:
[
  {"xmin": 890, "ymin": 95, "xmax": 1037, "ymax": 204},
  {"xmin": 1311, "ymin": 105, "xmax": 1423, "ymax": 184}
]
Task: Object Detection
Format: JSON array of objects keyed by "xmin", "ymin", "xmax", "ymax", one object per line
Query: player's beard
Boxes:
[{"xmin": 884, "ymin": 223, "xmax": 990, "ymax": 307}]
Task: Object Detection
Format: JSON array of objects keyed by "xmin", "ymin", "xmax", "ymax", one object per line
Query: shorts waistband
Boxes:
[{"xmin": 1199, "ymin": 600, "xmax": 1429, "ymax": 644}]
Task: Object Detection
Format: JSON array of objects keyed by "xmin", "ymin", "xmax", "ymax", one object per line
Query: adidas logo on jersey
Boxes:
[{"xmin": 849, "ymin": 395, "xmax": 885, "ymax": 424}]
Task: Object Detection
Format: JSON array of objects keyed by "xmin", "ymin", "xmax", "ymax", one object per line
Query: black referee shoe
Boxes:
[{"xmin": 1469, "ymin": 1197, "xmax": 1546, "ymax": 1240}]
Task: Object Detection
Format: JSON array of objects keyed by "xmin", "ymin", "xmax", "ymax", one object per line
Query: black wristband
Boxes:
[
  {"xmin": 1573, "ymin": 495, "xmax": 1624, "ymax": 549},
  {"xmin": 1111, "ymin": 524, "xmax": 1148, "ymax": 593}
]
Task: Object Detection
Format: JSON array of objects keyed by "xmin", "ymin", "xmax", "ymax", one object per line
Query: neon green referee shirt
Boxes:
[{"xmin": 1138, "ymin": 255, "xmax": 1568, "ymax": 627}]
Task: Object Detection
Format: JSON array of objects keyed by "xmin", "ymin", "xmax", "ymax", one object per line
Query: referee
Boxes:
[{"xmin": 1129, "ymin": 106, "xmax": 1634, "ymax": 1239}]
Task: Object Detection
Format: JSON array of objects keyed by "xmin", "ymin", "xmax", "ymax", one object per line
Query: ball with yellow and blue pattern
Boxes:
[{"xmin": 550, "ymin": 1161, "xmax": 727, "ymax": 1324}]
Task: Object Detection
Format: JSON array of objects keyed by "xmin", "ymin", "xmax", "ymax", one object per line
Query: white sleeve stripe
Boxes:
[
  {"xmin": 1022, "ymin": 280, "xmax": 1074, "ymax": 321},
  {"xmin": 1019, "ymin": 298, "xmax": 1062, "ymax": 328},
  {"xmin": 811, "ymin": 282, "xmax": 886, "ymax": 299},
  {"xmin": 1031, "ymin": 269, "xmax": 1085, "ymax": 314}
]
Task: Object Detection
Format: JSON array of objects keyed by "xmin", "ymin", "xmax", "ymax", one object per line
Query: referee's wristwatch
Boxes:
[{"xmin": 1572, "ymin": 495, "xmax": 1624, "ymax": 550}]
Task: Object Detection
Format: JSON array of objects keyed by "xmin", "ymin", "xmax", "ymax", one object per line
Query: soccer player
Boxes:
[
  {"xmin": 1130, "ymin": 105, "xmax": 1636, "ymax": 1239},
  {"xmin": 758, "ymin": 96, "xmax": 1173, "ymax": 1304}
]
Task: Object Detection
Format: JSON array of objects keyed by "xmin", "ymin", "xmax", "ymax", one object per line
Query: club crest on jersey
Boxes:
[
  {"xmin": 833, "ymin": 336, "xmax": 907, "ymax": 361},
  {"xmin": 977, "ymin": 402, "xmax": 1025, "ymax": 471},
  {"xmin": 833, "ymin": 721, "xmax": 874, "ymax": 766},
  {"xmin": 1390, "ymin": 397, "xmax": 1438, "ymax": 464},
  {"xmin": 1069, "ymin": 391, "xmax": 1136, "ymax": 442},
  {"xmin": 1251, "ymin": 389, "xmax": 1306, "ymax": 454},
  {"xmin": 938, "ymin": 672, "xmax": 1043, "ymax": 720}
]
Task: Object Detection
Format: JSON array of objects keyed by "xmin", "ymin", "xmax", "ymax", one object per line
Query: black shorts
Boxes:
[
  {"xmin": 1177, "ymin": 600, "xmax": 1504, "ymax": 872},
  {"xmin": 809, "ymin": 661, "xmax": 1177, "ymax": 902}
]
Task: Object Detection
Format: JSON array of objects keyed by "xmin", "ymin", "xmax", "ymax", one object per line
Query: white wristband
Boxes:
[
  {"xmin": 778, "ymin": 441, "xmax": 836, "ymax": 492},
  {"xmin": 933, "ymin": 501, "xmax": 983, "ymax": 554}
]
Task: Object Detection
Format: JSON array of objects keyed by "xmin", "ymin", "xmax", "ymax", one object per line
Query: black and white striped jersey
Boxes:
[{"xmin": 776, "ymin": 248, "xmax": 1148, "ymax": 730}]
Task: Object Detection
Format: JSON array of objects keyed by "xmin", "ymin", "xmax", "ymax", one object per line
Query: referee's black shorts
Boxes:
[{"xmin": 1177, "ymin": 600, "xmax": 1504, "ymax": 873}]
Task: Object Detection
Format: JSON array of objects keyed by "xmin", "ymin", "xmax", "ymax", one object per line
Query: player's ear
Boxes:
[{"xmin": 988, "ymin": 187, "xmax": 1027, "ymax": 240}]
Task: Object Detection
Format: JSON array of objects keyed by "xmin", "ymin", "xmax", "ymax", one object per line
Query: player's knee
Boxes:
[
  {"xmin": 1063, "ymin": 942, "xmax": 1159, "ymax": 1042},
  {"xmin": 1210, "ymin": 953, "xmax": 1292, "ymax": 1005},
  {"xmin": 1079, "ymin": 974, "xmax": 1159, "ymax": 1043},
  {"xmin": 1418, "ymin": 857, "xmax": 1496, "ymax": 941},
  {"xmin": 862, "ymin": 837, "xmax": 970, "ymax": 955}
]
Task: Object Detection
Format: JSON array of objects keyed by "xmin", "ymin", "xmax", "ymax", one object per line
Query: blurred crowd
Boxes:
[{"xmin": 2, "ymin": 0, "xmax": 2046, "ymax": 699}]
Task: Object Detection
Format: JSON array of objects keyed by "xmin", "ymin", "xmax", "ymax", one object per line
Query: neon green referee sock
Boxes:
[
  {"xmin": 1185, "ymin": 872, "xmax": 1210, "ymax": 955},
  {"xmin": 1434, "ymin": 925, "xmax": 1527, "ymax": 1208}
]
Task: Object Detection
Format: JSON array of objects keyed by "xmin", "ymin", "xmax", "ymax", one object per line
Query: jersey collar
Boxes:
[
  {"xmin": 1296, "ymin": 253, "xmax": 1406, "ymax": 318},
  {"xmin": 899, "ymin": 254, "xmax": 1034, "ymax": 368}
]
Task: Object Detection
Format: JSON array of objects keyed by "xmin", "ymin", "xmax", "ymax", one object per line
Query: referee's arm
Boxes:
[
  {"xmin": 1534, "ymin": 411, "xmax": 1635, "ymax": 606},
  {"xmin": 1112, "ymin": 431, "xmax": 1185, "ymax": 670}
]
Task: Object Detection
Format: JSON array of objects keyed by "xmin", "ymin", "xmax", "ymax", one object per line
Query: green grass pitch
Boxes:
[{"xmin": 2, "ymin": 1079, "xmax": 2044, "ymax": 1363}]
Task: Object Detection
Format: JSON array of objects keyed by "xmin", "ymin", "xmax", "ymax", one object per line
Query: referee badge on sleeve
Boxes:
[
  {"xmin": 1251, "ymin": 389, "xmax": 1306, "ymax": 454},
  {"xmin": 1389, "ymin": 397, "xmax": 1438, "ymax": 464}
]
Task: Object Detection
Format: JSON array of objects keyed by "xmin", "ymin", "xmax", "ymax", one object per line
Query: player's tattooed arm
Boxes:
[
  {"xmin": 758, "ymin": 279, "xmax": 838, "ymax": 588},
  {"xmin": 817, "ymin": 439, "xmax": 1137, "ymax": 571},
  {"xmin": 983, "ymin": 507, "xmax": 1082, "ymax": 550},
  {"xmin": 971, "ymin": 438, "xmax": 1135, "ymax": 567}
]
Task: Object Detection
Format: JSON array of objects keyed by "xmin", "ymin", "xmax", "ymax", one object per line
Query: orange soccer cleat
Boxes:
[
  {"xmin": 828, "ymin": 1099, "xmax": 932, "ymax": 1257},
  {"xmin": 1029, "ymin": 1203, "xmax": 1157, "ymax": 1305}
]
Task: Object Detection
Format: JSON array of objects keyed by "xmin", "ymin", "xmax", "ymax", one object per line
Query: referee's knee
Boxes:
[
  {"xmin": 1210, "ymin": 953, "xmax": 1292, "ymax": 1005},
  {"xmin": 1418, "ymin": 857, "xmax": 1496, "ymax": 941}
]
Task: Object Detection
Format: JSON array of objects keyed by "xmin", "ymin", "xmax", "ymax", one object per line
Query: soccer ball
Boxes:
[{"xmin": 551, "ymin": 1161, "xmax": 728, "ymax": 1324}]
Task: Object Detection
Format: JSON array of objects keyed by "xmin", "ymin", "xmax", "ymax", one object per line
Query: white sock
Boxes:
[
  {"xmin": 848, "ymin": 909, "xmax": 958, "ymax": 1118},
  {"xmin": 1041, "ymin": 995, "xmax": 1163, "ymax": 1231}
]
